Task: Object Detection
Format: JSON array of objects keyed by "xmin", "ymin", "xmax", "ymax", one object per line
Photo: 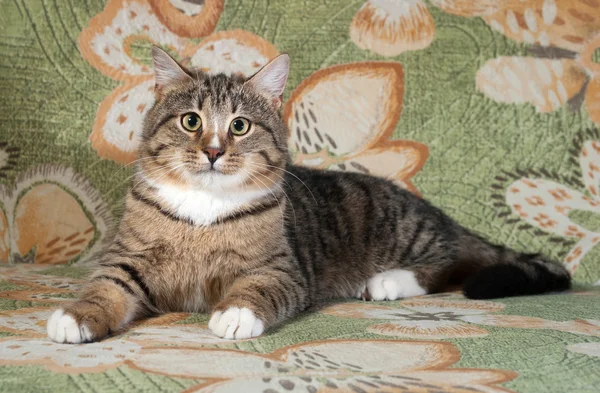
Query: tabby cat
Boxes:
[{"xmin": 47, "ymin": 47, "xmax": 571, "ymax": 343}]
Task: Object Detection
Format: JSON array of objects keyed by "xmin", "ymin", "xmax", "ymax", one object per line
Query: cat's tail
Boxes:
[{"xmin": 455, "ymin": 229, "xmax": 571, "ymax": 299}]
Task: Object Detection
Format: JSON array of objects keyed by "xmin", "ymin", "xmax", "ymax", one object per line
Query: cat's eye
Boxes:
[
  {"xmin": 181, "ymin": 113, "xmax": 202, "ymax": 132},
  {"xmin": 229, "ymin": 117, "xmax": 250, "ymax": 136}
]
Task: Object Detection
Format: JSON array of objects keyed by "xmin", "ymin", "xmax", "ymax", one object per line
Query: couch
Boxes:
[{"xmin": 1, "ymin": 0, "xmax": 599, "ymax": 392}]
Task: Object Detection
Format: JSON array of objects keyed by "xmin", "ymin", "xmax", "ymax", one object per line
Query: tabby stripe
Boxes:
[
  {"xmin": 394, "ymin": 187, "xmax": 407, "ymax": 220},
  {"xmin": 287, "ymin": 227, "xmax": 312, "ymax": 295},
  {"xmin": 103, "ymin": 249, "xmax": 148, "ymax": 260},
  {"xmin": 398, "ymin": 219, "xmax": 424, "ymax": 263},
  {"xmin": 270, "ymin": 283, "xmax": 289, "ymax": 314},
  {"xmin": 256, "ymin": 286, "xmax": 281, "ymax": 315},
  {"xmin": 128, "ymin": 225, "xmax": 150, "ymax": 247},
  {"xmin": 257, "ymin": 150, "xmax": 278, "ymax": 167},
  {"xmin": 149, "ymin": 143, "xmax": 167, "ymax": 157},
  {"xmin": 218, "ymin": 198, "xmax": 280, "ymax": 224},
  {"xmin": 378, "ymin": 381, "xmax": 406, "ymax": 389},
  {"xmin": 93, "ymin": 275, "xmax": 136, "ymax": 296},
  {"xmin": 113, "ymin": 239, "xmax": 130, "ymax": 252},
  {"xmin": 222, "ymin": 249, "xmax": 251, "ymax": 262},
  {"xmin": 109, "ymin": 263, "xmax": 153, "ymax": 302},
  {"xmin": 356, "ymin": 180, "xmax": 376, "ymax": 246},
  {"xmin": 414, "ymin": 233, "xmax": 438, "ymax": 262},
  {"xmin": 147, "ymin": 115, "xmax": 175, "ymax": 138},
  {"xmin": 262, "ymin": 252, "xmax": 290, "ymax": 266},
  {"xmin": 379, "ymin": 189, "xmax": 398, "ymax": 264},
  {"xmin": 255, "ymin": 121, "xmax": 286, "ymax": 153},
  {"xmin": 130, "ymin": 188, "xmax": 193, "ymax": 225},
  {"xmin": 81, "ymin": 298, "xmax": 104, "ymax": 309}
]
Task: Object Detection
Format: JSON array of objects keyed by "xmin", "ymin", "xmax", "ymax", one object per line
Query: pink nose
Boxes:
[{"xmin": 203, "ymin": 147, "xmax": 224, "ymax": 165}]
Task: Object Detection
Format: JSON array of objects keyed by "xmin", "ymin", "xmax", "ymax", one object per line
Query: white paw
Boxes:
[
  {"xmin": 208, "ymin": 307, "xmax": 264, "ymax": 339},
  {"xmin": 366, "ymin": 269, "xmax": 427, "ymax": 301},
  {"xmin": 47, "ymin": 309, "xmax": 93, "ymax": 344},
  {"xmin": 355, "ymin": 284, "xmax": 366, "ymax": 299}
]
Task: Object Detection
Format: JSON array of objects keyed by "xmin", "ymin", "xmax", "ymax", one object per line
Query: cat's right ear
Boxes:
[{"xmin": 151, "ymin": 46, "xmax": 192, "ymax": 92}]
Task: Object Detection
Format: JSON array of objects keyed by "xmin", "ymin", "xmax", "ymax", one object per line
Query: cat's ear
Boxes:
[
  {"xmin": 245, "ymin": 54, "xmax": 290, "ymax": 108},
  {"xmin": 152, "ymin": 46, "xmax": 192, "ymax": 91}
]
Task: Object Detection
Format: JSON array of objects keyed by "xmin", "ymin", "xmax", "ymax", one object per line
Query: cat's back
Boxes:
[
  {"xmin": 282, "ymin": 165, "xmax": 424, "ymax": 295},
  {"xmin": 283, "ymin": 164, "xmax": 415, "ymax": 212}
]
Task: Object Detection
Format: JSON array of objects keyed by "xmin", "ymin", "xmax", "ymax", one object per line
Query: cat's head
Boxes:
[{"xmin": 137, "ymin": 47, "xmax": 290, "ymax": 191}]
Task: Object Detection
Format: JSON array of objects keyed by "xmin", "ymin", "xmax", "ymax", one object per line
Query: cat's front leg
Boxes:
[
  {"xmin": 208, "ymin": 263, "xmax": 308, "ymax": 339},
  {"xmin": 47, "ymin": 262, "xmax": 151, "ymax": 343}
]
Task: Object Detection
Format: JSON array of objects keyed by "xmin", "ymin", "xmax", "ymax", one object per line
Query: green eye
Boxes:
[
  {"xmin": 181, "ymin": 113, "xmax": 202, "ymax": 131},
  {"xmin": 229, "ymin": 117, "xmax": 250, "ymax": 136}
]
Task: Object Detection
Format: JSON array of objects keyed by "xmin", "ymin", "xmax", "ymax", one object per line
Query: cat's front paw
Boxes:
[
  {"xmin": 208, "ymin": 307, "xmax": 264, "ymax": 339},
  {"xmin": 47, "ymin": 309, "xmax": 93, "ymax": 344}
]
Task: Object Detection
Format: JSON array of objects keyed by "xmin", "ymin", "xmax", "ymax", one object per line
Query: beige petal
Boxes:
[
  {"xmin": 319, "ymin": 302, "xmax": 396, "ymax": 318},
  {"xmin": 128, "ymin": 325, "xmax": 244, "ymax": 346},
  {"xmin": 465, "ymin": 315, "xmax": 600, "ymax": 336},
  {"xmin": 7, "ymin": 166, "xmax": 113, "ymax": 264},
  {"xmin": 90, "ymin": 79, "xmax": 155, "ymax": 164},
  {"xmin": 279, "ymin": 340, "xmax": 459, "ymax": 373},
  {"xmin": 0, "ymin": 308, "xmax": 53, "ymax": 336},
  {"xmin": 579, "ymin": 139, "xmax": 600, "ymax": 199},
  {"xmin": 148, "ymin": 0, "xmax": 224, "ymax": 38},
  {"xmin": 476, "ymin": 57, "xmax": 587, "ymax": 113},
  {"xmin": 506, "ymin": 177, "xmax": 598, "ymax": 231},
  {"xmin": 350, "ymin": 0, "xmax": 435, "ymax": 56},
  {"xmin": 284, "ymin": 62, "xmax": 404, "ymax": 157},
  {"xmin": 568, "ymin": 342, "xmax": 600, "ymax": 358},
  {"xmin": 190, "ymin": 371, "xmax": 516, "ymax": 393},
  {"xmin": 479, "ymin": 0, "xmax": 600, "ymax": 52},
  {"xmin": 14, "ymin": 183, "xmax": 96, "ymax": 264},
  {"xmin": 430, "ymin": 0, "xmax": 507, "ymax": 16},
  {"xmin": 329, "ymin": 141, "xmax": 428, "ymax": 194},
  {"xmin": 368, "ymin": 321, "xmax": 490, "ymax": 339},
  {"xmin": 0, "ymin": 338, "xmax": 139, "ymax": 373},
  {"xmin": 130, "ymin": 347, "xmax": 282, "ymax": 379},
  {"xmin": 186, "ymin": 30, "xmax": 279, "ymax": 77},
  {"xmin": 586, "ymin": 78, "xmax": 600, "ymax": 127},
  {"xmin": 131, "ymin": 340, "xmax": 460, "ymax": 378},
  {"xmin": 401, "ymin": 298, "xmax": 506, "ymax": 314},
  {"xmin": 409, "ymin": 369, "xmax": 518, "ymax": 391}
]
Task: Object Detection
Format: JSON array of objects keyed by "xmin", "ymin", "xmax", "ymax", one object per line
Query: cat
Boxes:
[{"xmin": 47, "ymin": 47, "xmax": 571, "ymax": 343}]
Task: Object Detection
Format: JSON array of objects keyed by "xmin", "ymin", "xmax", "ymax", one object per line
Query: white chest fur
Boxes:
[{"xmin": 149, "ymin": 179, "xmax": 275, "ymax": 226}]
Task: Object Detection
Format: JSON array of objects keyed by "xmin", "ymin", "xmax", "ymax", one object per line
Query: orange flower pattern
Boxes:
[
  {"xmin": 431, "ymin": 0, "xmax": 600, "ymax": 123},
  {"xmin": 321, "ymin": 296, "xmax": 600, "ymax": 339},
  {"xmin": 284, "ymin": 62, "xmax": 428, "ymax": 193},
  {"xmin": 0, "ymin": 166, "xmax": 112, "ymax": 264}
]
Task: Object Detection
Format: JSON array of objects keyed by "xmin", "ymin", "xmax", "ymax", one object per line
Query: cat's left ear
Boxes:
[
  {"xmin": 245, "ymin": 54, "xmax": 290, "ymax": 108},
  {"xmin": 152, "ymin": 46, "xmax": 192, "ymax": 92}
]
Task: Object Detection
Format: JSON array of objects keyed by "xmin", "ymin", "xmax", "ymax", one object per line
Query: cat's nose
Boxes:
[{"xmin": 203, "ymin": 147, "xmax": 225, "ymax": 165}]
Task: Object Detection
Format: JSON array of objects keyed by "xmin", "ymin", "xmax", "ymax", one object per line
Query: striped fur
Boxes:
[{"xmin": 48, "ymin": 48, "xmax": 570, "ymax": 343}]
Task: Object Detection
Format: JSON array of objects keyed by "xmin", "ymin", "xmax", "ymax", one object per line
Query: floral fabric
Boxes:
[
  {"xmin": 1, "ymin": 264, "xmax": 599, "ymax": 392},
  {"xmin": 1, "ymin": 0, "xmax": 600, "ymax": 392}
]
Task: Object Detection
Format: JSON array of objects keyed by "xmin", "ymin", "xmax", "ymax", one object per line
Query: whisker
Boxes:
[
  {"xmin": 133, "ymin": 161, "xmax": 186, "ymax": 190},
  {"xmin": 238, "ymin": 167, "xmax": 286, "ymax": 233},
  {"xmin": 105, "ymin": 154, "xmax": 181, "ymax": 184},
  {"xmin": 243, "ymin": 161, "xmax": 294, "ymax": 190},
  {"xmin": 244, "ymin": 156, "xmax": 318, "ymax": 205},
  {"xmin": 102, "ymin": 164, "xmax": 173, "ymax": 197},
  {"xmin": 251, "ymin": 168, "xmax": 297, "ymax": 229}
]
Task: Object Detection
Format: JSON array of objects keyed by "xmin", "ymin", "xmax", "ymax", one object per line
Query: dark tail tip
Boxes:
[{"xmin": 463, "ymin": 259, "xmax": 571, "ymax": 300}]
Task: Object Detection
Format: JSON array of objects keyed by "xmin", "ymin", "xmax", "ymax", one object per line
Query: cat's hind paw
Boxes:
[
  {"xmin": 47, "ymin": 309, "xmax": 93, "ymax": 344},
  {"xmin": 366, "ymin": 269, "xmax": 427, "ymax": 301},
  {"xmin": 208, "ymin": 307, "xmax": 264, "ymax": 340}
]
